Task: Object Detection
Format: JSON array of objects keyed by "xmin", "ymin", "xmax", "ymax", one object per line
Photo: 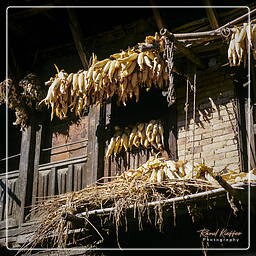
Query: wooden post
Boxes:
[
  {"xmin": 17, "ymin": 123, "xmax": 36, "ymax": 225},
  {"xmin": 31, "ymin": 124, "xmax": 43, "ymax": 214},
  {"xmin": 86, "ymin": 105, "xmax": 101, "ymax": 185}
]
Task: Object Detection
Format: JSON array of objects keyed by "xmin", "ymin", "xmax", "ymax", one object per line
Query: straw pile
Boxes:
[{"xmin": 24, "ymin": 157, "xmax": 256, "ymax": 250}]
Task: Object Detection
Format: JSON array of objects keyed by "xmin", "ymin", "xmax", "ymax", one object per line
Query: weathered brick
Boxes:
[
  {"xmin": 215, "ymin": 156, "xmax": 240, "ymax": 167},
  {"xmin": 225, "ymin": 139, "xmax": 238, "ymax": 146},
  {"xmin": 213, "ymin": 133, "xmax": 235, "ymax": 143},
  {"xmin": 212, "ymin": 129, "xmax": 224, "ymax": 137},
  {"xmin": 201, "ymin": 149, "xmax": 214, "ymax": 158},
  {"xmin": 202, "ymin": 153, "xmax": 225, "ymax": 161},
  {"xmin": 188, "ymin": 134, "xmax": 202, "ymax": 142},
  {"xmin": 200, "ymin": 138, "xmax": 213, "ymax": 146},
  {"xmin": 202, "ymin": 132, "xmax": 213, "ymax": 139},
  {"xmin": 202, "ymin": 141, "xmax": 225, "ymax": 151},
  {"xmin": 215, "ymin": 144, "xmax": 238, "ymax": 154},
  {"xmin": 223, "ymin": 126, "xmax": 237, "ymax": 135},
  {"xmin": 226, "ymin": 150, "xmax": 239, "ymax": 158}
]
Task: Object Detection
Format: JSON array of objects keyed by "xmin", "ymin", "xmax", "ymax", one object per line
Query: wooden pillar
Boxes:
[
  {"xmin": 31, "ymin": 124, "xmax": 43, "ymax": 212},
  {"xmin": 17, "ymin": 124, "xmax": 36, "ymax": 225},
  {"xmin": 86, "ymin": 105, "xmax": 102, "ymax": 185}
]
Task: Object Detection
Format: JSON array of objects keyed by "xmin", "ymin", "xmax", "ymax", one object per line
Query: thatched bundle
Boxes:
[{"xmin": 23, "ymin": 157, "xmax": 256, "ymax": 250}]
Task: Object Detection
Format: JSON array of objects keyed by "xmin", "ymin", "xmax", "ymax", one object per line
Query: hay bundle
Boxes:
[{"xmin": 24, "ymin": 157, "xmax": 256, "ymax": 250}]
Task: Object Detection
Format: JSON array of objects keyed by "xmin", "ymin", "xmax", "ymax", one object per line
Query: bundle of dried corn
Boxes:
[
  {"xmin": 41, "ymin": 33, "xmax": 170, "ymax": 120},
  {"xmin": 228, "ymin": 23, "xmax": 256, "ymax": 66},
  {"xmin": 120, "ymin": 157, "xmax": 256, "ymax": 184},
  {"xmin": 0, "ymin": 74, "xmax": 46, "ymax": 129},
  {"xmin": 106, "ymin": 120, "xmax": 165, "ymax": 157},
  {"xmin": 23, "ymin": 156, "xmax": 255, "ymax": 250}
]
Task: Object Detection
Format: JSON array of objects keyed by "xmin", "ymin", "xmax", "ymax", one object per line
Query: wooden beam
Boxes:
[
  {"xmin": 31, "ymin": 124, "xmax": 43, "ymax": 214},
  {"xmin": 17, "ymin": 122, "xmax": 36, "ymax": 225},
  {"xmin": 161, "ymin": 29, "xmax": 205, "ymax": 68},
  {"xmin": 202, "ymin": 0, "xmax": 220, "ymax": 29},
  {"xmin": 86, "ymin": 105, "xmax": 101, "ymax": 184},
  {"xmin": 150, "ymin": 0, "xmax": 165, "ymax": 30},
  {"xmin": 67, "ymin": 9, "xmax": 89, "ymax": 70}
]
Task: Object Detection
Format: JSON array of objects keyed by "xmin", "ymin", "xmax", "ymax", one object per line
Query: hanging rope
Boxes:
[
  {"xmin": 184, "ymin": 79, "xmax": 190, "ymax": 161},
  {"xmin": 163, "ymin": 35, "xmax": 175, "ymax": 106},
  {"xmin": 192, "ymin": 73, "xmax": 197, "ymax": 166}
]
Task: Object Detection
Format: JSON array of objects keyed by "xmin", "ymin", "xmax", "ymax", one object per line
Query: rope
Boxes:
[
  {"xmin": 192, "ymin": 73, "xmax": 197, "ymax": 166},
  {"xmin": 184, "ymin": 79, "xmax": 189, "ymax": 161},
  {"xmin": 163, "ymin": 35, "xmax": 175, "ymax": 106}
]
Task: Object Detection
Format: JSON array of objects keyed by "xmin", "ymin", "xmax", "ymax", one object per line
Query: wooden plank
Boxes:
[
  {"xmin": 73, "ymin": 165, "xmax": 78, "ymax": 191},
  {"xmin": 8, "ymin": 182, "xmax": 14, "ymax": 216},
  {"xmin": 1, "ymin": 182, "xmax": 6, "ymax": 220},
  {"xmin": 66, "ymin": 164, "xmax": 73, "ymax": 192},
  {"xmin": 81, "ymin": 163, "xmax": 87, "ymax": 189},
  {"xmin": 38, "ymin": 155, "xmax": 87, "ymax": 170},
  {"xmin": 32, "ymin": 124, "xmax": 43, "ymax": 208},
  {"xmin": 17, "ymin": 123, "xmax": 37, "ymax": 225},
  {"xmin": 48, "ymin": 167, "xmax": 57, "ymax": 196},
  {"xmin": 37, "ymin": 173, "xmax": 44, "ymax": 202},
  {"xmin": 43, "ymin": 175, "xmax": 48, "ymax": 200},
  {"xmin": 78, "ymin": 165, "xmax": 82, "ymax": 190},
  {"xmin": 86, "ymin": 105, "xmax": 101, "ymax": 185}
]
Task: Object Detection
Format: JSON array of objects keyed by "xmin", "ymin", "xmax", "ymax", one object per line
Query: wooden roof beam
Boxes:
[
  {"xmin": 202, "ymin": 0, "xmax": 220, "ymax": 29},
  {"xmin": 67, "ymin": 9, "xmax": 89, "ymax": 70}
]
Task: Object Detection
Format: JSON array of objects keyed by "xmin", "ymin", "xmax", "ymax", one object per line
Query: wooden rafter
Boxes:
[
  {"xmin": 67, "ymin": 9, "xmax": 89, "ymax": 70},
  {"xmin": 202, "ymin": 0, "xmax": 220, "ymax": 29}
]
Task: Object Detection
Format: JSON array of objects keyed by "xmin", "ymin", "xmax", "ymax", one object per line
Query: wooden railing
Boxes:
[
  {"xmin": 0, "ymin": 170, "xmax": 20, "ymax": 230},
  {"xmin": 32, "ymin": 155, "xmax": 88, "ymax": 205}
]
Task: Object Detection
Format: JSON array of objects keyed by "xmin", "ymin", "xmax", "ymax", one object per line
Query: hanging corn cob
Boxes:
[
  {"xmin": 42, "ymin": 33, "xmax": 170, "ymax": 120},
  {"xmin": 105, "ymin": 119, "xmax": 165, "ymax": 158},
  {"xmin": 227, "ymin": 23, "xmax": 256, "ymax": 66}
]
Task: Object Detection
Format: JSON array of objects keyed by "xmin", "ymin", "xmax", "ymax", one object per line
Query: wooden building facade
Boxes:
[{"xmin": 1, "ymin": 3, "xmax": 256, "ymax": 252}]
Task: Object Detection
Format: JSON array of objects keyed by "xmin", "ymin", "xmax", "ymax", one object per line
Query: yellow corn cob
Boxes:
[
  {"xmin": 144, "ymin": 55, "xmax": 153, "ymax": 69},
  {"xmin": 129, "ymin": 126, "xmax": 137, "ymax": 148},
  {"xmin": 94, "ymin": 58, "xmax": 109, "ymax": 68},
  {"xmin": 149, "ymin": 169, "xmax": 157, "ymax": 183},
  {"xmin": 121, "ymin": 132, "xmax": 129, "ymax": 151},
  {"xmin": 122, "ymin": 61, "xmax": 137, "ymax": 77},
  {"xmin": 118, "ymin": 52, "xmax": 138, "ymax": 63},
  {"xmin": 137, "ymin": 52, "xmax": 144, "ymax": 71},
  {"xmin": 106, "ymin": 136, "xmax": 116, "ymax": 158},
  {"xmin": 108, "ymin": 60, "xmax": 117, "ymax": 82},
  {"xmin": 78, "ymin": 72, "xmax": 84, "ymax": 93},
  {"xmin": 146, "ymin": 51, "xmax": 156, "ymax": 60},
  {"xmin": 157, "ymin": 169, "xmax": 164, "ymax": 183}
]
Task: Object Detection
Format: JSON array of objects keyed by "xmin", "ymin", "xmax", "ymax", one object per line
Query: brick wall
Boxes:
[
  {"xmin": 50, "ymin": 116, "xmax": 88, "ymax": 162},
  {"xmin": 176, "ymin": 68, "xmax": 241, "ymax": 173}
]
